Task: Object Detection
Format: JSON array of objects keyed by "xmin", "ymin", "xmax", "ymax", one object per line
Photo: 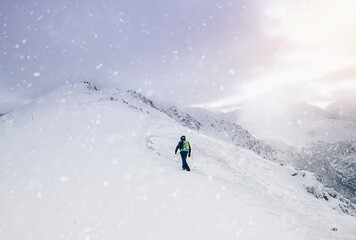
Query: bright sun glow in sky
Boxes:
[
  {"xmin": 205, "ymin": 0, "xmax": 356, "ymax": 110},
  {"xmin": 0, "ymin": 0, "xmax": 355, "ymax": 113}
]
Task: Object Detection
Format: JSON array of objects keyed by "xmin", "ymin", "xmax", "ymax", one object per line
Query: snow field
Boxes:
[{"xmin": 0, "ymin": 84, "xmax": 355, "ymax": 240}]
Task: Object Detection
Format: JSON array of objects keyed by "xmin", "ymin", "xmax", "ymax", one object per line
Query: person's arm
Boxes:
[
  {"xmin": 188, "ymin": 142, "xmax": 191, "ymax": 157},
  {"xmin": 175, "ymin": 141, "xmax": 181, "ymax": 154}
]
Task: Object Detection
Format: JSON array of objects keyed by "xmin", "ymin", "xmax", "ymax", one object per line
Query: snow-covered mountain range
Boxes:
[
  {"xmin": 157, "ymin": 98, "xmax": 356, "ymax": 206},
  {"xmin": 0, "ymin": 82, "xmax": 355, "ymax": 240}
]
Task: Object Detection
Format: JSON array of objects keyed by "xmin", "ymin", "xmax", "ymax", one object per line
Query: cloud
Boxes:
[
  {"xmin": 317, "ymin": 65, "xmax": 356, "ymax": 83},
  {"xmin": 1, "ymin": 0, "xmax": 355, "ymax": 115},
  {"xmin": 221, "ymin": 0, "xmax": 356, "ymax": 110}
]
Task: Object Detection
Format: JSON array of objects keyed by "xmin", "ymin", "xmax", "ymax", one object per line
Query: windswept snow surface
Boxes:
[{"xmin": 0, "ymin": 84, "xmax": 355, "ymax": 240}]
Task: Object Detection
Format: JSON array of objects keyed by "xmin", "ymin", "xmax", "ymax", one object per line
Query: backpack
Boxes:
[{"xmin": 181, "ymin": 140, "xmax": 190, "ymax": 152}]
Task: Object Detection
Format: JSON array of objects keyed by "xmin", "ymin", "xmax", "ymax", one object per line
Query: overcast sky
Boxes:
[{"xmin": 1, "ymin": 0, "xmax": 356, "ymax": 113}]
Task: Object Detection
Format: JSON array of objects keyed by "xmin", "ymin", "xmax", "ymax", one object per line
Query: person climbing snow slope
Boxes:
[{"xmin": 175, "ymin": 136, "xmax": 191, "ymax": 171}]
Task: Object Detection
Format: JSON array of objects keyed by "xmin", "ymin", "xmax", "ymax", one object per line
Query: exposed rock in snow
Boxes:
[
  {"xmin": 161, "ymin": 106, "xmax": 202, "ymax": 131},
  {"xmin": 126, "ymin": 90, "xmax": 158, "ymax": 110},
  {"xmin": 291, "ymin": 169, "xmax": 356, "ymax": 216},
  {"xmin": 293, "ymin": 140, "xmax": 356, "ymax": 204},
  {"xmin": 84, "ymin": 81, "xmax": 100, "ymax": 91}
]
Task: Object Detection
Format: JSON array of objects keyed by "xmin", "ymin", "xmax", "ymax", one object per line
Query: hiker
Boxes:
[{"xmin": 175, "ymin": 136, "xmax": 191, "ymax": 171}]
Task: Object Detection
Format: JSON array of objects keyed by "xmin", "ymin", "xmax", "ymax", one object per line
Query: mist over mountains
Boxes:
[{"xmin": 233, "ymin": 97, "xmax": 356, "ymax": 204}]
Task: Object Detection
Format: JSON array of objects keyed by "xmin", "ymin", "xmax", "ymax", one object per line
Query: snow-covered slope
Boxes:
[
  {"xmin": 163, "ymin": 106, "xmax": 277, "ymax": 162},
  {"xmin": 224, "ymin": 99, "xmax": 356, "ymax": 205},
  {"xmin": 0, "ymin": 83, "xmax": 355, "ymax": 240}
]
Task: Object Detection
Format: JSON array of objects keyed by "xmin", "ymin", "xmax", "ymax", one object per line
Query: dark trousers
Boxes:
[{"xmin": 180, "ymin": 152, "xmax": 190, "ymax": 171}]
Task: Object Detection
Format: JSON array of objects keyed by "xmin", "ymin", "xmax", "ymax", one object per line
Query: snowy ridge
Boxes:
[
  {"xmin": 185, "ymin": 106, "xmax": 278, "ymax": 161},
  {"xmin": 126, "ymin": 90, "xmax": 158, "ymax": 110},
  {"xmin": 160, "ymin": 106, "xmax": 202, "ymax": 131},
  {"xmin": 0, "ymin": 83, "xmax": 356, "ymax": 239},
  {"xmin": 160, "ymin": 106, "xmax": 277, "ymax": 162}
]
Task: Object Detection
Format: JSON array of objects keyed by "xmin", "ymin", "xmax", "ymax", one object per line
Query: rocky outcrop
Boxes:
[
  {"xmin": 127, "ymin": 90, "xmax": 158, "ymax": 110},
  {"xmin": 161, "ymin": 106, "xmax": 202, "ymax": 131},
  {"xmin": 293, "ymin": 140, "xmax": 356, "ymax": 204},
  {"xmin": 84, "ymin": 81, "xmax": 100, "ymax": 91},
  {"xmin": 291, "ymin": 169, "xmax": 356, "ymax": 216}
]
